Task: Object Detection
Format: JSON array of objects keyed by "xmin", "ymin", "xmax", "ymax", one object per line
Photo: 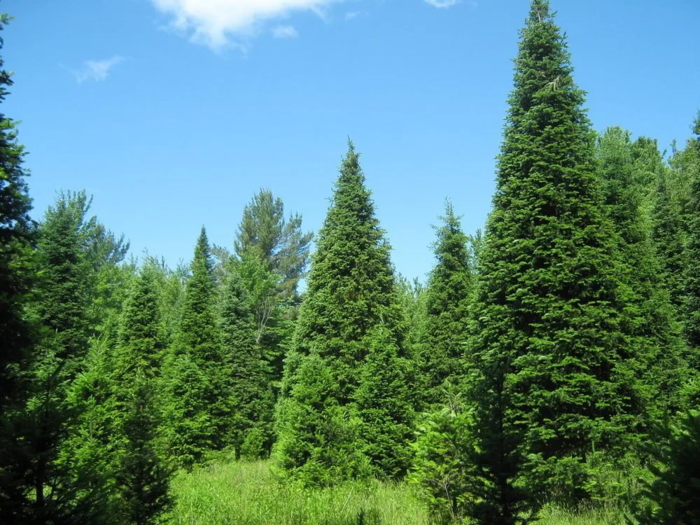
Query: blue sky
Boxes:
[{"xmin": 4, "ymin": 0, "xmax": 699, "ymax": 281}]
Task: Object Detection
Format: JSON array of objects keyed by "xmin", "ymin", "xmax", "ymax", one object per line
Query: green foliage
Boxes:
[
  {"xmin": 631, "ymin": 411, "xmax": 700, "ymax": 524},
  {"xmin": 116, "ymin": 375, "xmax": 172, "ymax": 525},
  {"xmin": 169, "ymin": 459, "xmax": 428, "ymax": 525},
  {"xmin": 291, "ymin": 141, "xmax": 402, "ymax": 402},
  {"xmin": 162, "ymin": 228, "xmax": 224, "ymax": 467},
  {"xmin": 467, "ymin": 0, "xmax": 644, "ymax": 516},
  {"xmin": 274, "ymin": 353, "xmax": 370, "ymax": 487},
  {"xmin": 419, "ymin": 201, "xmax": 472, "ymax": 408},
  {"xmin": 276, "ymin": 142, "xmax": 407, "ymax": 485},
  {"xmin": 0, "ymin": 13, "xmax": 36, "ymax": 522},
  {"xmin": 683, "ymin": 114, "xmax": 700, "ymax": 356},
  {"xmin": 219, "ymin": 265, "xmax": 275, "ymax": 458},
  {"xmin": 410, "ymin": 398, "xmax": 473, "ymax": 524},
  {"xmin": 596, "ymin": 127, "xmax": 687, "ymax": 415},
  {"xmin": 355, "ymin": 325, "xmax": 414, "ymax": 480},
  {"xmin": 234, "ymin": 188, "xmax": 313, "ymax": 301},
  {"xmin": 113, "ymin": 270, "xmax": 172, "ymax": 524}
]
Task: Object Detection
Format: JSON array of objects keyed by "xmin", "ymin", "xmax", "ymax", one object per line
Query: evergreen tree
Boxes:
[
  {"xmin": 276, "ymin": 141, "xmax": 407, "ymax": 483},
  {"xmin": 467, "ymin": 0, "xmax": 643, "ymax": 515},
  {"xmin": 683, "ymin": 115, "xmax": 700, "ymax": 359},
  {"xmin": 632, "ymin": 411, "xmax": 700, "ymax": 524},
  {"xmin": 0, "ymin": 13, "xmax": 36, "ymax": 522},
  {"xmin": 274, "ymin": 353, "xmax": 368, "ymax": 487},
  {"xmin": 27, "ymin": 192, "xmax": 95, "ymax": 521},
  {"xmin": 219, "ymin": 266, "xmax": 275, "ymax": 459},
  {"xmin": 596, "ymin": 127, "xmax": 686, "ymax": 414},
  {"xmin": 410, "ymin": 397, "xmax": 473, "ymax": 524},
  {"xmin": 234, "ymin": 188, "xmax": 313, "ymax": 301},
  {"xmin": 419, "ymin": 201, "xmax": 472, "ymax": 407},
  {"xmin": 112, "ymin": 271, "xmax": 172, "ymax": 524},
  {"xmin": 355, "ymin": 325, "xmax": 414, "ymax": 479},
  {"xmin": 162, "ymin": 228, "xmax": 224, "ymax": 467}
]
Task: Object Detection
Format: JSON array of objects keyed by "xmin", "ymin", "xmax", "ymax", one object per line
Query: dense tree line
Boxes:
[{"xmin": 1, "ymin": 1, "xmax": 699, "ymax": 523}]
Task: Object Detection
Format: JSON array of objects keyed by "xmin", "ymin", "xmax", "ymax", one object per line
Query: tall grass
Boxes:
[
  {"xmin": 169, "ymin": 459, "xmax": 428, "ymax": 524},
  {"xmin": 169, "ymin": 458, "xmax": 628, "ymax": 524}
]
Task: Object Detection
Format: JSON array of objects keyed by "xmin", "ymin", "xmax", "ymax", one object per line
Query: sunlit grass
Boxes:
[{"xmin": 169, "ymin": 458, "xmax": 629, "ymax": 524}]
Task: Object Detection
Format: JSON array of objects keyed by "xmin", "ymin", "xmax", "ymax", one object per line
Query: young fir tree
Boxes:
[
  {"xmin": 419, "ymin": 201, "xmax": 472, "ymax": 408},
  {"xmin": 596, "ymin": 127, "xmax": 686, "ymax": 415},
  {"xmin": 219, "ymin": 265, "xmax": 275, "ymax": 459},
  {"xmin": 112, "ymin": 270, "xmax": 172, "ymax": 524},
  {"xmin": 162, "ymin": 228, "xmax": 224, "ymax": 467},
  {"xmin": 276, "ymin": 141, "xmax": 409, "ymax": 483},
  {"xmin": 467, "ymin": 0, "xmax": 643, "ymax": 515},
  {"xmin": 0, "ymin": 14, "xmax": 36, "ymax": 522}
]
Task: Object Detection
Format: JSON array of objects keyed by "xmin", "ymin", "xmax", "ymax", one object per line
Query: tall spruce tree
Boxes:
[
  {"xmin": 419, "ymin": 201, "xmax": 472, "ymax": 408},
  {"xmin": 162, "ymin": 228, "xmax": 224, "ymax": 467},
  {"xmin": 0, "ymin": 13, "xmax": 36, "ymax": 522},
  {"xmin": 276, "ymin": 141, "xmax": 409, "ymax": 483},
  {"xmin": 467, "ymin": 0, "xmax": 643, "ymax": 516}
]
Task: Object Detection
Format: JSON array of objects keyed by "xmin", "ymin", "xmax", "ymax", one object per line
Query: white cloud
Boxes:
[
  {"xmin": 424, "ymin": 0, "xmax": 460, "ymax": 8},
  {"xmin": 273, "ymin": 25, "xmax": 299, "ymax": 38},
  {"xmin": 344, "ymin": 11, "xmax": 364, "ymax": 21},
  {"xmin": 71, "ymin": 56, "xmax": 125, "ymax": 83},
  {"xmin": 151, "ymin": 0, "xmax": 339, "ymax": 50}
]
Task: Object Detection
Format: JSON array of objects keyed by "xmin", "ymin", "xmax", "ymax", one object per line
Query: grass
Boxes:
[{"xmin": 169, "ymin": 458, "xmax": 628, "ymax": 524}]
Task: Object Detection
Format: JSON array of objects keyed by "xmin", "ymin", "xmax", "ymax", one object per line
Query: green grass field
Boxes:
[{"xmin": 168, "ymin": 458, "xmax": 628, "ymax": 524}]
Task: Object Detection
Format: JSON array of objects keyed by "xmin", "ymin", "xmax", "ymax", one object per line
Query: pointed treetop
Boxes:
[{"xmin": 528, "ymin": 0, "xmax": 551, "ymax": 24}]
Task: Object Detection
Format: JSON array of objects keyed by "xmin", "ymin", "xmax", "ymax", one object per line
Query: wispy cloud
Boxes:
[
  {"xmin": 150, "ymin": 0, "xmax": 340, "ymax": 50},
  {"xmin": 344, "ymin": 11, "xmax": 365, "ymax": 21},
  {"xmin": 273, "ymin": 25, "xmax": 299, "ymax": 39},
  {"xmin": 424, "ymin": 0, "xmax": 460, "ymax": 8},
  {"xmin": 69, "ymin": 56, "xmax": 125, "ymax": 83}
]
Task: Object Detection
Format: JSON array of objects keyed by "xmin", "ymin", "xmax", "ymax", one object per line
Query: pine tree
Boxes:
[
  {"xmin": 276, "ymin": 141, "xmax": 407, "ymax": 483},
  {"xmin": 419, "ymin": 201, "xmax": 472, "ymax": 407},
  {"xmin": 0, "ymin": 13, "xmax": 36, "ymax": 522},
  {"xmin": 467, "ymin": 0, "xmax": 643, "ymax": 514},
  {"xmin": 162, "ymin": 228, "xmax": 224, "ymax": 467},
  {"xmin": 234, "ymin": 188, "xmax": 313, "ymax": 301},
  {"xmin": 219, "ymin": 266, "xmax": 275, "ymax": 459}
]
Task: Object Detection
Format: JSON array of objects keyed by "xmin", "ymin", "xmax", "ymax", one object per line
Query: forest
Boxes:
[{"xmin": 1, "ymin": 1, "xmax": 699, "ymax": 524}]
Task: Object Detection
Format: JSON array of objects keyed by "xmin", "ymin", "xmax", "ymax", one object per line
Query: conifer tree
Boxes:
[
  {"xmin": 219, "ymin": 266, "xmax": 275, "ymax": 458},
  {"xmin": 27, "ymin": 192, "xmax": 94, "ymax": 521},
  {"xmin": 0, "ymin": 13, "xmax": 36, "ymax": 522},
  {"xmin": 467, "ymin": 0, "xmax": 643, "ymax": 514},
  {"xmin": 112, "ymin": 271, "xmax": 172, "ymax": 523},
  {"xmin": 274, "ymin": 353, "xmax": 368, "ymax": 487},
  {"xmin": 682, "ymin": 115, "xmax": 700, "ymax": 359},
  {"xmin": 596, "ymin": 128, "xmax": 686, "ymax": 414},
  {"xmin": 419, "ymin": 201, "xmax": 472, "ymax": 407},
  {"xmin": 162, "ymin": 228, "xmax": 224, "ymax": 467},
  {"xmin": 276, "ymin": 142, "xmax": 408, "ymax": 483},
  {"xmin": 355, "ymin": 325, "xmax": 414, "ymax": 479}
]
